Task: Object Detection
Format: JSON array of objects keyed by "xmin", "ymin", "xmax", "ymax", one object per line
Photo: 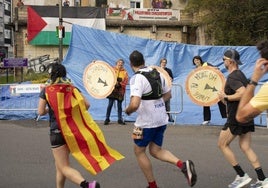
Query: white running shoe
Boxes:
[
  {"xmin": 202, "ymin": 121, "xmax": 210, "ymax": 125},
  {"xmin": 250, "ymin": 178, "xmax": 268, "ymax": 188},
  {"xmin": 228, "ymin": 173, "xmax": 252, "ymax": 188}
]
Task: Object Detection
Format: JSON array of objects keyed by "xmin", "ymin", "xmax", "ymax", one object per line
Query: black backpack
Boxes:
[{"xmin": 136, "ymin": 68, "xmax": 162, "ymax": 100}]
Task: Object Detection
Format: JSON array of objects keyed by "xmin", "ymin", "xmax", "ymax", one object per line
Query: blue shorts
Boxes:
[{"xmin": 134, "ymin": 125, "xmax": 167, "ymax": 147}]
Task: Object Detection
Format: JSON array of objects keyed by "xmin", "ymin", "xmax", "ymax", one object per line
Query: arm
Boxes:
[
  {"xmin": 236, "ymin": 58, "xmax": 268, "ymax": 123},
  {"xmin": 162, "ymin": 90, "xmax": 171, "ymax": 102},
  {"xmin": 218, "ymin": 86, "xmax": 245, "ymax": 102},
  {"xmin": 125, "ymin": 96, "xmax": 141, "ymax": 115},
  {"xmin": 38, "ymin": 98, "xmax": 48, "ymax": 115},
  {"xmin": 82, "ymin": 94, "xmax": 90, "ymax": 110}
]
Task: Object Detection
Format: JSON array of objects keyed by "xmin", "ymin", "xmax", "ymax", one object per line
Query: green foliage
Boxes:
[
  {"xmin": 0, "ymin": 72, "xmax": 49, "ymax": 84},
  {"xmin": 186, "ymin": 0, "xmax": 268, "ymax": 45},
  {"xmin": 24, "ymin": 72, "xmax": 50, "ymax": 84}
]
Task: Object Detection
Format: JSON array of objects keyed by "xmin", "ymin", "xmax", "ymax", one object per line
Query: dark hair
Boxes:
[
  {"xmin": 160, "ymin": 58, "xmax": 167, "ymax": 64},
  {"xmin": 129, "ymin": 50, "xmax": 145, "ymax": 67},
  {"xmin": 50, "ymin": 63, "xmax": 67, "ymax": 83},
  {"xmin": 256, "ymin": 40, "xmax": 268, "ymax": 60},
  {"xmin": 117, "ymin": 58, "xmax": 124, "ymax": 64},
  {"xmin": 192, "ymin": 55, "xmax": 204, "ymax": 66}
]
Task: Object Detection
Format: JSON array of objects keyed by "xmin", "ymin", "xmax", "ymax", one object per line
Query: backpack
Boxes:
[{"xmin": 136, "ymin": 68, "xmax": 162, "ymax": 100}]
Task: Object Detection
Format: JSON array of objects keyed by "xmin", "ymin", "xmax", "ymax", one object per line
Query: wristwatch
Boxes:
[
  {"xmin": 248, "ymin": 79, "xmax": 258, "ymax": 86},
  {"xmin": 224, "ymin": 96, "xmax": 228, "ymax": 101}
]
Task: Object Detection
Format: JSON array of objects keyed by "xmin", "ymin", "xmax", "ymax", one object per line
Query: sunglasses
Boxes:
[{"xmin": 223, "ymin": 57, "xmax": 231, "ymax": 61}]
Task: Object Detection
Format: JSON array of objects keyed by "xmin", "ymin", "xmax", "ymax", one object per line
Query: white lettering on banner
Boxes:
[
  {"xmin": 9, "ymin": 84, "xmax": 43, "ymax": 94},
  {"xmin": 122, "ymin": 8, "xmax": 180, "ymax": 21}
]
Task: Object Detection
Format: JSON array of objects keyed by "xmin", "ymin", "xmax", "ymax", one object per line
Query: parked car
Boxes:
[{"xmin": 27, "ymin": 55, "xmax": 58, "ymax": 74}]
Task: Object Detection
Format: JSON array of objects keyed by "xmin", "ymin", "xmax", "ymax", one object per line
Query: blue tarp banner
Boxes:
[
  {"xmin": 1, "ymin": 24, "xmax": 267, "ymax": 126},
  {"xmin": 61, "ymin": 24, "xmax": 267, "ymax": 125}
]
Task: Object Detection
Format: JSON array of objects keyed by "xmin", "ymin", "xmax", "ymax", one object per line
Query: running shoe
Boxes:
[
  {"xmin": 88, "ymin": 180, "xmax": 100, "ymax": 188},
  {"xmin": 181, "ymin": 160, "xmax": 197, "ymax": 187},
  {"xmin": 228, "ymin": 173, "xmax": 252, "ymax": 188},
  {"xmin": 250, "ymin": 178, "xmax": 268, "ymax": 188},
  {"xmin": 202, "ymin": 121, "xmax": 210, "ymax": 125}
]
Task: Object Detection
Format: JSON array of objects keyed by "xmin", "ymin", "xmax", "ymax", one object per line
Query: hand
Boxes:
[
  {"xmin": 125, "ymin": 108, "xmax": 130, "ymax": 116},
  {"xmin": 251, "ymin": 58, "xmax": 268, "ymax": 82},
  {"xmin": 217, "ymin": 91, "xmax": 225, "ymax": 101}
]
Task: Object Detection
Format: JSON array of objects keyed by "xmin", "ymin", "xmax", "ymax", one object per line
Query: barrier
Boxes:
[
  {"xmin": 0, "ymin": 84, "xmax": 43, "ymax": 119},
  {"xmin": 168, "ymin": 83, "xmax": 183, "ymax": 125}
]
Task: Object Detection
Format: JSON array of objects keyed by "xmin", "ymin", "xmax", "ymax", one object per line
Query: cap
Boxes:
[{"xmin": 223, "ymin": 49, "xmax": 242, "ymax": 65}]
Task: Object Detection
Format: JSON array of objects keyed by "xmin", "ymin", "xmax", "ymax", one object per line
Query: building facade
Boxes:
[
  {"xmin": 4, "ymin": 0, "xmax": 206, "ymax": 62},
  {"xmin": 0, "ymin": 0, "xmax": 12, "ymax": 62}
]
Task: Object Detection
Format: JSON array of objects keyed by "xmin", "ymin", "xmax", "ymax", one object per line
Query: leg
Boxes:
[
  {"xmin": 105, "ymin": 98, "xmax": 114, "ymax": 123},
  {"xmin": 55, "ymin": 161, "xmax": 66, "ymax": 188},
  {"xmin": 117, "ymin": 100, "xmax": 123, "ymax": 121},
  {"xmin": 239, "ymin": 133, "xmax": 260, "ymax": 169},
  {"xmin": 217, "ymin": 128, "xmax": 238, "ymax": 166},
  {"xmin": 52, "ymin": 145, "xmax": 86, "ymax": 187},
  {"xmin": 134, "ymin": 145, "xmax": 155, "ymax": 183},
  {"xmin": 218, "ymin": 129, "xmax": 252, "ymax": 187},
  {"xmin": 218, "ymin": 101, "xmax": 227, "ymax": 118},
  {"xmin": 165, "ymin": 100, "xmax": 173, "ymax": 121},
  {"xmin": 149, "ymin": 142, "xmax": 179, "ymax": 164},
  {"xmin": 203, "ymin": 106, "xmax": 211, "ymax": 121}
]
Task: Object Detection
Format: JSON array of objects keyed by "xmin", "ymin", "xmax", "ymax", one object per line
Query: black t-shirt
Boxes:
[{"xmin": 224, "ymin": 70, "xmax": 254, "ymax": 126}]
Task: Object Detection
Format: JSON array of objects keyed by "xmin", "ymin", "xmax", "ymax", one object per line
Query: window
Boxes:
[{"xmin": 130, "ymin": 0, "xmax": 142, "ymax": 8}]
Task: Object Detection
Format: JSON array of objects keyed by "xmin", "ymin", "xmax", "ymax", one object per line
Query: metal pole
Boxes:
[{"xmin": 59, "ymin": 0, "xmax": 63, "ymax": 63}]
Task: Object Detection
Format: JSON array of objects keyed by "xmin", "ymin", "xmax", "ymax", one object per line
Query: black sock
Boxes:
[
  {"xmin": 233, "ymin": 165, "xmax": 245, "ymax": 177},
  {"xmin": 80, "ymin": 180, "xmax": 88, "ymax": 188},
  {"xmin": 255, "ymin": 167, "xmax": 266, "ymax": 181}
]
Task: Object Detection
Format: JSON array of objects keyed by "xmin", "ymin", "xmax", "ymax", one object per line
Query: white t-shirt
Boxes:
[{"xmin": 129, "ymin": 67, "xmax": 170, "ymax": 128}]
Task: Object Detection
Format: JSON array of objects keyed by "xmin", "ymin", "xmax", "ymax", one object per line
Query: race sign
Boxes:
[
  {"xmin": 185, "ymin": 66, "xmax": 226, "ymax": 106},
  {"xmin": 83, "ymin": 60, "xmax": 116, "ymax": 99}
]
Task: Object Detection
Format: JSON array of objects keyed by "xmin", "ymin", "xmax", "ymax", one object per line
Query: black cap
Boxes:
[{"xmin": 224, "ymin": 49, "xmax": 242, "ymax": 65}]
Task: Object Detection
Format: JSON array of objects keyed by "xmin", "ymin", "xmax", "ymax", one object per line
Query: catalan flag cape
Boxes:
[{"xmin": 45, "ymin": 83, "xmax": 124, "ymax": 175}]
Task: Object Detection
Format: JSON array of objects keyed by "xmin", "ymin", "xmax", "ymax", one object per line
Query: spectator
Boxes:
[
  {"xmin": 17, "ymin": 0, "xmax": 24, "ymax": 7},
  {"xmin": 192, "ymin": 55, "xmax": 227, "ymax": 125},
  {"xmin": 63, "ymin": 0, "xmax": 70, "ymax": 7},
  {"xmin": 104, "ymin": 59, "xmax": 129, "ymax": 125},
  {"xmin": 160, "ymin": 58, "xmax": 174, "ymax": 122}
]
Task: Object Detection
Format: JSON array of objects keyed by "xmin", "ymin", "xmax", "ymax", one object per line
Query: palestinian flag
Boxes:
[
  {"xmin": 27, "ymin": 6, "xmax": 106, "ymax": 45},
  {"xmin": 45, "ymin": 84, "xmax": 124, "ymax": 175}
]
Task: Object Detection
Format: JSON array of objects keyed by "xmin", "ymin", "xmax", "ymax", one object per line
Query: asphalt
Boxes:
[{"xmin": 1, "ymin": 120, "xmax": 268, "ymax": 188}]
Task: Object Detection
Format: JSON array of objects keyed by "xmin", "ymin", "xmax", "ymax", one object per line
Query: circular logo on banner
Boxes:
[
  {"xmin": 150, "ymin": 66, "xmax": 172, "ymax": 88},
  {"xmin": 83, "ymin": 60, "xmax": 116, "ymax": 99},
  {"xmin": 185, "ymin": 66, "xmax": 226, "ymax": 106}
]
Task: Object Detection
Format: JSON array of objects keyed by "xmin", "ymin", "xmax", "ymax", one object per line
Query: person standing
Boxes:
[
  {"xmin": 104, "ymin": 59, "xmax": 128, "ymax": 125},
  {"xmin": 125, "ymin": 50, "xmax": 197, "ymax": 188},
  {"xmin": 38, "ymin": 63, "xmax": 100, "ymax": 188},
  {"xmin": 236, "ymin": 40, "xmax": 268, "ymax": 188},
  {"xmin": 160, "ymin": 58, "xmax": 174, "ymax": 122},
  {"xmin": 192, "ymin": 55, "xmax": 227, "ymax": 125},
  {"xmin": 16, "ymin": 0, "xmax": 24, "ymax": 7},
  {"xmin": 63, "ymin": 0, "xmax": 70, "ymax": 7},
  {"xmin": 217, "ymin": 49, "xmax": 267, "ymax": 188}
]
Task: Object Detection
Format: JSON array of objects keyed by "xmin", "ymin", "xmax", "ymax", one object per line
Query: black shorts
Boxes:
[
  {"xmin": 50, "ymin": 131, "xmax": 66, "ymax": 148},
  {"xmin": 222, "ymin": 122, "xmax": 255, "ymax": 135}
]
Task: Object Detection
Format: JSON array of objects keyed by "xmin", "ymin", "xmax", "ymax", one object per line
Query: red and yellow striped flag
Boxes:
[{"xmin": 45, "ymin": 84, "xmax": 124, "ymax": 175}]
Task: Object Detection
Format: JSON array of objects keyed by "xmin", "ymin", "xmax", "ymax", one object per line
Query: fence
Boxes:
[
  {"xmin": 0, "ymin": 83, "xmax": 267, "ymax": 127},
  {"xmin": 0, "ymin": 84, "xmax": 42, "ymax": 119}
]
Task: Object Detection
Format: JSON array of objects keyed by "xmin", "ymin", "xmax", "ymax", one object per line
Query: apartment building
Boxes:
[{"xmin": 5, "ymin": 0, "xmax": 204, "ymax": 61}]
